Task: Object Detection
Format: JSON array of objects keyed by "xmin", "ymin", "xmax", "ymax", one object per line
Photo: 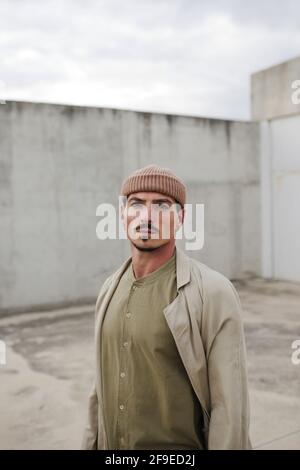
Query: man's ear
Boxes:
[
  {"xmin": 173, "ymin": 203, "xmax": 184, "ymax": 233},
  {"xmin": 180, "ymin": 206, "xmax": 185, "ymax": 226},
  {"xmin": 121, "ymin": 203, "xmax": 125, "ymax": 222},
  {"xmin": 177, "ymin": 207, "xmax": 184, "ymax": 230}
]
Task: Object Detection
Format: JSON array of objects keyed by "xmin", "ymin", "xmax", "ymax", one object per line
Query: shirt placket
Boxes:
[{"xmin": 116, "ymin": 282, "xmax": 137, "ymax": 449}]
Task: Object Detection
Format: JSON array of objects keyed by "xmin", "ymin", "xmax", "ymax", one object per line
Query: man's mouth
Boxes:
[{"xmin": 137, "ymin": 227, "xmax": 157, "ymax": 235}]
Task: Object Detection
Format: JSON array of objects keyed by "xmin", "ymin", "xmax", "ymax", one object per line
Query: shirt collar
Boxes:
[{"xmin": 113, "ymin": 245, "xmax": 191, "ymax": 293}]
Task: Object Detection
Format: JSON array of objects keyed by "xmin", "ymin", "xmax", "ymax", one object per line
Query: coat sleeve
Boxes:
[
  {"xmin": 80, "ymin": 274, "xmax": 113, "ymax": 450},
  {"xmin": 203, "ymin": 274, "xmax": 252, "ymax": 449},
  {"xmin": 81, "ymin": 380, "xmax": 98, "ymax": 450}
]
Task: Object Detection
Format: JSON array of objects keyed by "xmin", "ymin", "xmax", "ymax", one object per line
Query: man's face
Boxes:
[{"xmin": 121, "ymin": 191, "xmax": 184, "ymax": 251}]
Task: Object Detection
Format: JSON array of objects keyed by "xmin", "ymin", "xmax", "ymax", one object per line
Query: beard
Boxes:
[{"xmin": 130, "ymin": 239, "xmax": 162, "ymax": 252}]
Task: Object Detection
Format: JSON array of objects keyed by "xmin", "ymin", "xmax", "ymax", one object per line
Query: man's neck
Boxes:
[{"xmin": 130, "ymin": 242, "xmax": 176, "ymax": 280}]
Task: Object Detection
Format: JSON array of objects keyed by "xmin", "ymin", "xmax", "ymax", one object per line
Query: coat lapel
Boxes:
[{"xmin": 163, "ymin": 247, "xmax": 211, "ymax": 427}]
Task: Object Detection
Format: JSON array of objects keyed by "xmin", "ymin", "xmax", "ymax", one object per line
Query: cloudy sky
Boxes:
[{"xmin": 0, "ymin": 0, "xmax": 300, "ymax": 119}]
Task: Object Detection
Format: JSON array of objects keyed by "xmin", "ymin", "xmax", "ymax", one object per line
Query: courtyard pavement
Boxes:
[{"xmin": 0, "ymin": 277, "xmax": 300, "ymax": 449}]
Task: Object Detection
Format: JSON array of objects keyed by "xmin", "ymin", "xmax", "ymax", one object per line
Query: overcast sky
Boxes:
[{"xmin": 0, "ymin": 0, "xmax": 300, "ymax": 119}]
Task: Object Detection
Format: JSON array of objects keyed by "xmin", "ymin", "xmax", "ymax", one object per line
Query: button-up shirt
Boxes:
[{"xmin": 100, "ymin": 249, "xmax": 205, "ymax": 450}]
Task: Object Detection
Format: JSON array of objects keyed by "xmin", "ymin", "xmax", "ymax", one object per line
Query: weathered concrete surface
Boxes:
[
  {"xmin": 251, "ymin": 55, "xmax": 300, "ymax": 120},
  {"xmin": 0, "ymin": 278, "xmax": 300, "ymax": 449},
  {"xmin": 235, "ymin": 278, "xmax": 300, "ymax": 449}
]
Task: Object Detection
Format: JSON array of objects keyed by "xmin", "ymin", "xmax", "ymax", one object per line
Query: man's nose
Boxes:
[{"xmin": 139, "ymin": 203, "xmax": 151, "ymax": 220}]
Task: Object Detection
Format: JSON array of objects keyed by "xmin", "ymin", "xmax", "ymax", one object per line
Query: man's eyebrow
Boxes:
[
  {"xmin": 127, "ymin": 197, "xmax": 145, "ymax": 203},
  {"xmin": 151, "ymin": 198, "xmax": 173, "ymax": 204},
  {"xmin": 127, "ymin": 197, "xmax": 173, "ymax": 204}
]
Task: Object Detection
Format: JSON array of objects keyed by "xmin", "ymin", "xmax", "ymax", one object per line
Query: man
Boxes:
[{"xmin": 81, "ymin": 164, "xmax": 252, "ymax": 450}]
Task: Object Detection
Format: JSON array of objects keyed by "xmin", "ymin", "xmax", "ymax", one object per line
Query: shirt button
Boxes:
[
  {"xmin": 123, "ymin": 341, "xmax": 128, "ymax": 347},
  {"xmin": 120, "ymin": 372, "xmax": 125, "ymax": 378},
  {"xmin": 119, "ymin": 404, "xmax": 124, "ymax": 410},
  {"xmin": 126, "ymin": 312, "xmax": 131, "ymax": 318},
  {"xmin": 120, "ymin": 437, "xmax": 125, "ymax": 444}
]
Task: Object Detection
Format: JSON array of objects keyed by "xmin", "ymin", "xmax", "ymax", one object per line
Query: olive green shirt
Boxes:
[{"xmin": 100, "ymin": 249, "xmax": 205, "ymax": 450}]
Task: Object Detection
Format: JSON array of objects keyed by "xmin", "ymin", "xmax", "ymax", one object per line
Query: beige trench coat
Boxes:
[{"xmin": 81, "ymin": 246, "xmax": 252, "ymax": 450}]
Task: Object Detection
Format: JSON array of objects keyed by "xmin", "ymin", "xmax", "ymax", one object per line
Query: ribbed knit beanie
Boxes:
[{"xmin": 120, "ymin": 164, "xmax": 186, "ymax": 208}]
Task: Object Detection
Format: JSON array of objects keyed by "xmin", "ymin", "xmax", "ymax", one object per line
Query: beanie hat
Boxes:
[{"xmin": 121, "ymin": 164, "xmax": 186, "ymax": 208}]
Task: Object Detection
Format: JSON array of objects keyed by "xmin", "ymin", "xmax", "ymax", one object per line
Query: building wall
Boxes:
[
  {"xmin": 0, "ymin": 101, "xmax": 260, "ymax": 313},
  {"xmin": 251, "ymin": 55, "xmax": 300, "ymax": 120},
  {"xmin": 260, "ymin": 113, "xmax": 300, "ymax": 281}
]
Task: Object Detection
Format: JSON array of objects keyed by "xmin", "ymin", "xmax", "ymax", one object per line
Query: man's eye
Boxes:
[
  {"xmin": 158, "ymin": 203, "xmax": 170, "ymax": 209},
  {"xmin": 131, "ymin": 202, "xmax": 143, "ymax": 208}
]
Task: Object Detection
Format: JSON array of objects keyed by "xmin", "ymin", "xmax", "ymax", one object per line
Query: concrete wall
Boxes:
[
  {"xmin": 251, "ymin": 56, "xmax": 300, "ymax": 120},
  {"xmin": 0, "ymin": 101, "xmax": 260, "ymax": 313}
]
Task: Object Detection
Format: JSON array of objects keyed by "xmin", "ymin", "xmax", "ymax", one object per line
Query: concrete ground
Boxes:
[{"xmin": 0, "ymin": 277, "xmax": 300, "ymax": 450}]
